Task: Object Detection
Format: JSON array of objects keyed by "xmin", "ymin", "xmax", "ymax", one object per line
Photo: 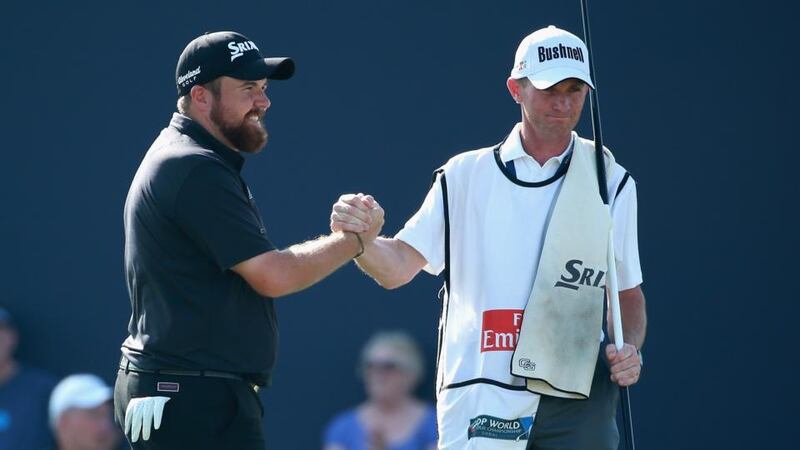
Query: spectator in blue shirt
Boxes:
[
  {"xmin": 0, "ymin": 307, "xmax": 57, "ymax": 450},
  {"xmin": 324, "ymin": 331, "xmax": 437, "ymax": 450}
]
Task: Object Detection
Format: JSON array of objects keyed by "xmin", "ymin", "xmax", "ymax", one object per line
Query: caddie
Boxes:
[{"xmin": 330, "ymin": 25, "xmax": 646, "ymax": 449}]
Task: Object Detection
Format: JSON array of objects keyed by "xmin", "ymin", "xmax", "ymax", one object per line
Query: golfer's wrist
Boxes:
[{"xmin": 346, "ymin": 231, "xmax": 364, "ymax": 259}]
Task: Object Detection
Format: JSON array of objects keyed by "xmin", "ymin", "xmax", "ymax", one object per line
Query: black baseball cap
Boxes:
[{"xmin": 176, "ymin": 31, "xmax": 295, "ymax": 96}]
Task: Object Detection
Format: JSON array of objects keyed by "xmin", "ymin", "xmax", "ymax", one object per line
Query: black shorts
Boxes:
[
  {"xmin": 526, "ymin": 356, "xmax": 620, "ymax": 450},
  {"xmin": 114, "ymin": 369, "xmax": 265, "ymax": 450}
]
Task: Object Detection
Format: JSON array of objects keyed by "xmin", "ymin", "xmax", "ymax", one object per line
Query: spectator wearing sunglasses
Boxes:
[{"xmin": 324, "ymin": 331, "xmax": 437, "ymax": 450}]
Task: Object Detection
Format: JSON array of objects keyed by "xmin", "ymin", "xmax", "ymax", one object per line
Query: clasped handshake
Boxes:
[{"xmin": 329, "ymin": 193, "xmax": 386, "ymax": 252}]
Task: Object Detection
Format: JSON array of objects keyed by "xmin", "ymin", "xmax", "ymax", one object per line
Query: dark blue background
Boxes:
[{"xmin": 2, "ymin": 1, "xmax": 795, "ymax": 449}]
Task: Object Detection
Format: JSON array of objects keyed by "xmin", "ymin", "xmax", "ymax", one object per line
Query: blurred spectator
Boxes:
[
  {"xmin": 49, "ymin": 374, "xmax": 120, "ymax": 450},
  {"xmin": 0, "ymin": 307, "xmax": 57, "ymax": 450},
  {"xmin": 324, "ymin": 331, "xmax": 437, "ymax": 450}
]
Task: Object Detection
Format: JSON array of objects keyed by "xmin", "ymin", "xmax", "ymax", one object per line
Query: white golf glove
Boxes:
[{"xmin": 124, "ymin": 396, "xmax": 171, "ymax": 442}]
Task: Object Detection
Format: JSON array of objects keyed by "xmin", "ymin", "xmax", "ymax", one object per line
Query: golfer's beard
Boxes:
[{"xmin": 211, "ymin": 106, "xmax": 268, "ymax": 153}]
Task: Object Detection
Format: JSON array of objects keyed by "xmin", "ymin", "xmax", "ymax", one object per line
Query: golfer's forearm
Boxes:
[
  {"xmin": 275, "ymin": 232, "xmax": 361, "ymax": 295},
  {"xmin": 355, "ymin": 237, "xmax": 422, "ymax": 289},
  {"xmin": 236, "ymin": 232, "xmax": 360, "ymax": 298}
]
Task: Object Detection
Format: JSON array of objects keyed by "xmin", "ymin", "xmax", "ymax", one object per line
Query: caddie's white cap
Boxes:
[
  {"xmin": 510, "ymin": 25, "xmax": 595, "ymax": 89},
  {"xmin": 48, "ymin": 374, "xmax": 113, "ymax": 429}
]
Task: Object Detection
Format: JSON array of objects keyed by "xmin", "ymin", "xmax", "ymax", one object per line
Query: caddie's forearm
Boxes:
[
  {"xmin": 354, "ymin": 237, "xmax": 419, "ymax": 289},
  {"xmin": 619, "ymin": 286, "xmax": 647, "ymax": 350},
  {"xmin": 275, "ymin": 231, "xmax": 361, "ymax": 296}
]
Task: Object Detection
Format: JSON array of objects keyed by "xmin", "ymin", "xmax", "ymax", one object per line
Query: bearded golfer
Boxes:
[
  {"xmin": 114, "ymin": 31, "xmax": 382, "ymax": 449},
  {"xmin": 332, "ymin": 26, "xmax": 646, "ymax": 449}
]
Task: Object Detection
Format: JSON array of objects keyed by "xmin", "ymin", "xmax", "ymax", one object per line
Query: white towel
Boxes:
[{"xmin": 511, "ymin": 138, "xmax": 613, "ymax": 399}]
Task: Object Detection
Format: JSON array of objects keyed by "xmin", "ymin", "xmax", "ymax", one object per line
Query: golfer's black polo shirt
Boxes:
[{"xmin": 121, "ymin": 113, "xmax": 277, "ymax": 386}]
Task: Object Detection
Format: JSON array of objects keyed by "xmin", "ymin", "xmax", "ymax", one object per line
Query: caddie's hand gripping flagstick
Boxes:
[{"xmin": 578, "ymin": 0, "xmax": 636, "ymax": 449}]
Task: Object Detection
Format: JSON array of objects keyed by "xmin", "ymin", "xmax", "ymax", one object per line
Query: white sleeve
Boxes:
[
  {"xmin": 611, "ymin": 178, "xmax": 643, "ymax": 290},
  {"xmin": 394, "ymin": 173, "xmax": 446, "ymax": 276}
]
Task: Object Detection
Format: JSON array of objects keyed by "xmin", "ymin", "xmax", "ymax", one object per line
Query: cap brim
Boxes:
[
  {"xmin": 228, "ymin": 57, "xmax": 295, "ymax": 81},
  {"xmin": 527, "ymin": 67, "xmax": 594, "ymax": 90}
]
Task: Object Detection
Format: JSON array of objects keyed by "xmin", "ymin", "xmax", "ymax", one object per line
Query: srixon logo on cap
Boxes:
[
  {"xmin": 537, "ymin": 44, "xmax": 585, "ymax": 63},
  {"xmin": 228, "ymin": 40, "xmax": 259, "ymax": 61},
  {"xmin": 554, "ymin": 259, "xmax": 605, "ymax": 291}
]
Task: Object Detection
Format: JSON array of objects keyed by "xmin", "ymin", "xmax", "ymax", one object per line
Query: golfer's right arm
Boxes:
[
  {"xmin": 234, "ymin": 193, "xmax": 386, "ymax": 298},
  {"xmin": 232, "ymin": 231, "xmax": 369, "ymax": 298}
]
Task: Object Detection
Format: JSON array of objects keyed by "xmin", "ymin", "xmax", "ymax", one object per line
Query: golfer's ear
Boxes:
[{"xmin": 189, "ymin": 85, "xmax": 211, "ymax": 111}]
